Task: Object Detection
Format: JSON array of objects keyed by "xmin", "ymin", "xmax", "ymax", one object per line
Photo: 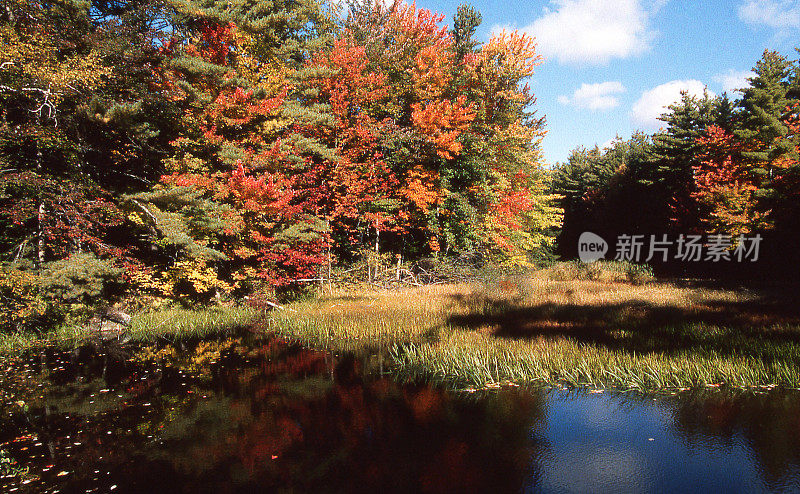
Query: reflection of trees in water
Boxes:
[
  {"xmin": 669, "ymin": 390, "xmax": 800, "ymax": 488},
  {"xmin": 619, "ymin": 389, "xmax": 800, "ymax": 489},
  {"xmin": 148, "ymin": 340, "xmax": 549, "ymax": 493},
  {"xmin": 2, "ymin": 336, "xmax": 550, "ymax": 493}
]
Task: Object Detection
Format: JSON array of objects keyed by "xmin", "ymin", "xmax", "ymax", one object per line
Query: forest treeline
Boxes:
[
  {"xmin": 0, "ymin": 0, "xmax": 563, "ymax": 331},
  {"xmin": 552, "ymin": 49, "xmax": 800, "ymax": 278}
]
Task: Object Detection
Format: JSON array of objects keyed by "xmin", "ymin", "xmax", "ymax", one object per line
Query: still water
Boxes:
[{"xmin": 1, "ymin": 334, "xmax": 799, "ymax": 493}]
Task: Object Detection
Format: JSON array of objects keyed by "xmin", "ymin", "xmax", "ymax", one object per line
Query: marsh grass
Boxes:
[
  {"xmin": 267, "ymin": 285, "xmax": 472, "ymax": 352},
  {"xmin": 270, "ymin": 274, "xmax": 800, "ymax": 391},
  {"xmin": 0, "ymin": 324, "xmax": 92, "ymax": 354},
  {"xmin": 128, "ymin": 306, "xmax": 261, "ymax": 341},
  {"xmin": 0, "ymin": 306, "xmax": 260, "ymax": 355}
]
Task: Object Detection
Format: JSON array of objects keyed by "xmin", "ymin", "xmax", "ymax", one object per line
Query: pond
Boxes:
[{"xmin": 1, "ymin": 334, "xmax": 799, "ymax": 493}]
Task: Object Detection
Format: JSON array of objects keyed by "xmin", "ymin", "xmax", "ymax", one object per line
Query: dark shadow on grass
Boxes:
[{"xmin": 446, "ymin": 287, "xmax": 800, "ymax": 361}]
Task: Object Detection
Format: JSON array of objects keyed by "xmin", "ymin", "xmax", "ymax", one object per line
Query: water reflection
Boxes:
[
  {"xmin": 0, "ymin": 336, "xmax": 545, "ymax": 493},
  {"xmin": 1, "ymin": 336, "xmax": 800, "ymax": 493}
]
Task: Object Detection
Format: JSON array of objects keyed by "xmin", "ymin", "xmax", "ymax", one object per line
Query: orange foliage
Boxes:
[
  {"xmin": 412, "ymin": 45, "xmax": 453, "ymax": 100},
  {"xmin": 412, "ymin": 96, "xmax": 476, "ymax": 159},
  {"xmin": 693, "ymin": 125, "xmax": 766, "ymax": 235},
  {"xmin": 402, "ymin": 164, "xmax": 440, "ymax": 212},
  {"xmin": 388, "ymin": 2, "xmax": 451, "ymax": 52},
  {"xmin": 482, "ymin": 30, "xmax": 542, "ymax": 79}
]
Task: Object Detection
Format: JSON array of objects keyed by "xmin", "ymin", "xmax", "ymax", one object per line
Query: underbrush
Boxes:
[{"xmin": 540, "ymin": 260, "xmax": 655, "ymax": 285}]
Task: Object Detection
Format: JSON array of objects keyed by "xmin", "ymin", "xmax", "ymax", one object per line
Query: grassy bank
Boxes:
[
  {"xmin": 0, "ymin": 306, "xmax": 261, "ymax": 355},
  {"xmin": 269, "ymin": 272, "xmax": 800, "ymax": 391},
  {"xmin": 4, "ymin": 267, "xmax": 800, "ymax": 392}
]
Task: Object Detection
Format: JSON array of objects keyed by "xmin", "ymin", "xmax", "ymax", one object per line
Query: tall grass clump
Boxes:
[
  {"xmin": 267, "ymin": 285, "xmax": 469, "ymax": 352},
  {"xmin": 128, "ymin": 306, "xmax": 261, "ymax": 341},
  {"xmin": 390, "ymin": 330, "xmax": 800, "ymax": 390}
]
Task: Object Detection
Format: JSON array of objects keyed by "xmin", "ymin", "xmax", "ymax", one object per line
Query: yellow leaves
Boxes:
[
  {"xmin": 0, "ymin": 267, "xmax": 47, "ymax": 328},
  {"xmin": 132, "ymin": 345, "xmax": 178, "ymax": 365},
  {"xmin": 233, "ymin": 29, "xmax": 290, "ymax": 95},
  {"xmin": 133, "ymin": 259, "xmax": 230, "ymax": 298},
  {"xmin": 163, "ymin": 153, "xmax": 209, "ymax": 174},
  {"xmin": 233, "ymin": 246, "xmax": 258, "ymax": 260},
  {"xmin": 128, "ymin": 213, "xmax": 145, "ymax": 226},
  {"xmin": 0, "ymin": 25, "xmax": 109, "ymax": 98},
  {"xmin": 411, "ymin": 96, "xmax": 476, "ymax": 159},
  {"xmin": 188, "ymin": 338, "xmax": 238, "ymax": 371},
  {"xmin": 163, "ymin": 259, "xmax": 231, "ymax": 296}
]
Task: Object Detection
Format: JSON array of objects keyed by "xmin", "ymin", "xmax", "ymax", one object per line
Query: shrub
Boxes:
[
  {"xmin": 0, "ymin": 266, "xmax": 48, "ymax": 332},
  {"xmin": 40, "ymin": 253, "xmax": 124, "ymax": 304}
]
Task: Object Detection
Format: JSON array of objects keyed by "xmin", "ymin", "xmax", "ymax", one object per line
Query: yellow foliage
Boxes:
[
  {"xmin": 0, "ymin": 24, "xmax": 110, "ymax": 100},
  {"xmin": 0, "ymin": 268, "xmax": 47, "ymax": 330},
  {"xmin": 482, "ymin": 30, "xmax": 542, "ymax": 79},
  {"xmin": 161, "ymin": 259, "xmax": 231, "ymax": 297}
]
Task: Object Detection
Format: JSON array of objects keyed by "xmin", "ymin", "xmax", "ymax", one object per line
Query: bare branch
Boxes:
[{"xmin": 130, "ymin": 199, "xmax": 159, "ymax": 225}]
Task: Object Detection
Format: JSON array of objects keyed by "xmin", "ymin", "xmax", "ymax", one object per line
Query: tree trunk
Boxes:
[{"xmin": 36, "ymin": 143, "xmax": 45, "ymax": 269}]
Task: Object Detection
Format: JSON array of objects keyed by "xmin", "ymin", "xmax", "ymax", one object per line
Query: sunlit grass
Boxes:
[
  {"xmin": 128, "ymin": 306, "xmax": 261, "ymax": 341},
  {"xmin": 267, "ymin": 285, "xmax": 470, "ymax": 352}
]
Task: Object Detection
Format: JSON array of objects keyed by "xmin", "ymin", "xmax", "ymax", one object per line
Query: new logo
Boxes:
[{"xmin": 578, "ymin": 232, "xmax": 608, "ymax": 263}]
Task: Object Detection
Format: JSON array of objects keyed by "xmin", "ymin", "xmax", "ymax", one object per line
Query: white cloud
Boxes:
[
  {"xmin": 499, "ymin": 0, "xmax": 659, "ymax": 65},
  {"xmin": 738, "ymin": 0, "xmax": 800, "ymax": 29},
  {"xmin": 631, "ymin": 80, "xmax": 713, "ymax": 130},
  {"xmin": 714, "ymin": 69, "xmax": 755, "ymax": 94},
  {"xmin": 558, "ymin": 81, "xmax": 626, "ymax": 110},
  {"xmin": 601, "ymin": 137, "xmax": 620, "ymax": 150}
]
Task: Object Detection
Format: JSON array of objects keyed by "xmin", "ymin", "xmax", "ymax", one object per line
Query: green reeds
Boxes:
[
  {"xmin": 0, "ymin": 306, "xmax": 261, "ymax": 355},
  {"xmin": 128, "ymin": 306, "xmax": 261, "ymax": 341}
]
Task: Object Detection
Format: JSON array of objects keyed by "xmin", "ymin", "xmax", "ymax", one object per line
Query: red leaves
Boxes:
[
  {"xmin": 694, "ymin": 125, "xmax": 747, "ymax": 192},
  {"xmin": 227, "ymin": 162, "xmax": 289, "ymax": 214},
  {"xmin": 184, "ymin": 21, "xmax": 236, "ymax": 66},
  {"xmin": 0, "ymin": 173, "xmax": 130, "ymax": 262},
  {"xmin": 313, "ymin": 40, "xmax": 388, "ymax": 124},
  {"xmin": 693, "ymin": 125, "xmax": 764, "ymax": 235}
]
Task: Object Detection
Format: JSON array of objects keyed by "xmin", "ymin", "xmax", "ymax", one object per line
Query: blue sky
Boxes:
[{"xmin": 392, "ymin": 0, "xmax": 800, "ymax": 165}]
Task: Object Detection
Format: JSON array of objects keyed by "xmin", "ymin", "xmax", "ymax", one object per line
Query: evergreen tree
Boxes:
[
  {"xmin": 451, "ymin": 4, "xmax": 482, "ymax": 59},
  {"xmin": 736, "ymin": 50, "xmax": 797, "ymax": 174},
  {"xmin": 646, "ymin": 90, "xmax": 721, "ymax": 232}
]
